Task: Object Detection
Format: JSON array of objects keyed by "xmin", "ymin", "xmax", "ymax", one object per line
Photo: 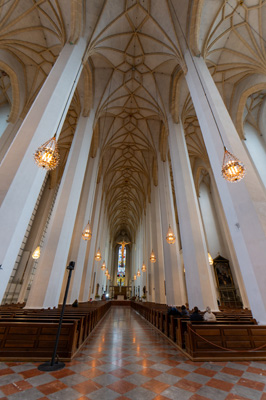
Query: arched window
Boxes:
[{"xmin": 117, "ymin": 245, "xmax": 126, "ymax": 286}]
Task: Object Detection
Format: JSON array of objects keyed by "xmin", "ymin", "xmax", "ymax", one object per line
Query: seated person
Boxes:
[
  {"xmin": 181, "ymin": 305, "xmax": 189, "ymax": 316},
  {"xmin": 203, "ymin": 306, "xmax": 216, "ymax": 321},
  {"xmin": 190, "ymin": 306, "xmax": 203, "ymax": 321},
  {"xmin": 167, "ymin": 306, "xmax": 182, "ymax": 317}
]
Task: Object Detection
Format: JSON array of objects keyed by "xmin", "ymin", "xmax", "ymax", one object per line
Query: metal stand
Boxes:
[{"xmin": 38, "ymin": 261, "xmax": 75, "ymax": 371}]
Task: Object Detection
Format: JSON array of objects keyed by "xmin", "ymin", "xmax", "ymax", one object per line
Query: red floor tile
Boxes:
[
  {"xmin": 166, "ymin": 367, "xmax": 190, "ymax": 377},
  {"xmin": 110, "ymin": 368, "xmax": 134, "ymax": 378},
  {"xmin": 194, "ymin": 367, "xmax": 217, "ymax": 378},
  {"xmin": 161, "ymin": 359, "xmax": 180, "ymax": 367},
  {"xmin": 0, "ymin": 368, "xmax": 14, "ymax": 376},
  {"xmin": 207, "ymin": 378, "xmax": 234, "ymax": 392},
  {"xmin": 153, "ymin": 396, "xmax": 173, "ymax": 400},
  {"xmin": 20, "ymin": 368, "xmax": 43, "ymax": 379},
  {"xmin": 225, "ymin": 394, "xmax": 251, "ymax": 400},
  {"xmin": 107, "ymin": 379, "xmax": 137, "ymax": 394},
  {"xmin": 174, "ymin": 378, "xmax": 202, "ymax": 392},
  {"xmin": 138, "ymin": 367, "xmax": 162, "ymax": 378},
  {"xmin": 37, "ymin": 380, "xmax": 68, "ymax": 395},
  {"xmin": 221, "ymin": 367, "xmax": 244, "ymax": 377},
  {"xmin": 141, "ymin": 378, "xmax": 170, "ymax": 394},
  {"xmin": 0, "ymin": 383, "xmax": 20, "ymax": 396},
  {"xmin": 190, "ymin": 395, "xmax": 213, "ymax": 400},
  {"xmin": 50, "ymin": 367, "xmax": 75, "ymax": 379},
  {"xmin": 72, "ymin": 380, "xmax": 102, "ymax": 394},
  {"xmin": 238, "ymin": 377, "xmax": 265, "ymax": 391},
  {"xmin": 136, "ymin": 359, "xmax": 156, "ymax": 367},
  {"xmin": 246, "ymin": 366, "xmax": 266, "ymax": 376},
  {"xmin": 80, "ymin": 368, "xmax": 105, "ymax": 379}
]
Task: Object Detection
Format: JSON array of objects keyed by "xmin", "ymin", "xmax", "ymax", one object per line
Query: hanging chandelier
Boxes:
[
  {"xmin": 137, "ymin": 269, "xmax": 141, "ymax": 277},
  {"xmin": 141, "ymin": 262, "xmax": 146, "ymax": 272},
  {"xmin": 34, "ymin": 135, "xmax": 60, "ymax": 171},
  {"xmin": 101, "ymin": 261, "xmax": 106, "ymax": 270},
  {"xmin": 166, "ymin": 225, "xmax": 176, "ymax": 244},
  {"xmin": 32, "ymin": 245, "xmax": 41, "ymax": 259},
  {"xmin": 108, "ymin": 274, "xmax": 111, "ymax": 280},
  {"xmin": 82, "ymin": 221, "xmax": 92, "ymax": 241},
  {"xmin": 105, "ymin": 269, "xmax": 108, "ymax": 276},
  {"xmin": 150, "ymin": 250, "xmax": 156, "ymax": 263},
  {"xmin": 221, "ymin": 147, "xmax": 246, "ymax": 183},
  {"xmin": 134, "ymin": 274, "xmax": 137, "ymax": 280},
  {"xmin": 208, "ymin": 252, "xmax": 213, "ymax": 265},
  {"xmin": 95, "ymin": 248, "xmax": 102, "ymax": 261}
]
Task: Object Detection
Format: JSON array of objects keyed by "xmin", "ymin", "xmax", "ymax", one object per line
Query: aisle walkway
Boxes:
[{"xmin": 0, "ymin": 307, "xmax": 266, "ymax": 400}]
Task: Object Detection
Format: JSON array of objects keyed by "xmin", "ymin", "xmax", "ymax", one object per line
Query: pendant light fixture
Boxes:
[
  {"xmin": 108, "ymin": 274, "xmax": 111, "ymax": 280},
  {"xmin": 134, "ymin": 274, "xmax": 137, "ymax": 280},
  {"xmin": 101, "ymin": 261, "xmax": 106, "ymax": 270},
  {"xmin": 170, "ymin": 0, "xmax": 245, "ymax": 183},
  {"xmin": 141, "ymin": 262, "xmax": 146, "ymax": 272},
  {"xmin": 105, "ymin": 269, "xmax": 108, "ymax": 276},
  {"xmin": 32, "ymin": 245, "xmax": 41, "ymax": 259},
  {"xmin": 95, "ymin": 248, "xmax": 102, "ymax": 261},
  {"xmin": 82, "ymin": 221, "xmax": 92, "ymax": 241},
  {"xmin": 166, "ymin": 224, "xmax": 176, "ymax": 244},
  {"xmin": 150, "ymin": 249, "xmax": 156, "ymax": 263},
  {"xmin": 137, "ymin": 269, "xmax": 141, "ymax": 277},
  {"xmin": 34, "ymin": 135, "xmax": 60, "ymax": 170},
  {"xmin": 34, "ymin": 63, "xmax": 83, "ymax": 171},
  {"xmin": 221, "ymin": 147, "xmax": 245, "ymax": 182}
]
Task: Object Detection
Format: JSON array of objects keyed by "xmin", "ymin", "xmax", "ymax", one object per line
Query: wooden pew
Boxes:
[
  {"xmin": 0, "ymin": 321, "xmax": 78, "ymax": 361},
  {"xmin": 185, "ymin": 322, "xmax": 266, "ymax": 360}
]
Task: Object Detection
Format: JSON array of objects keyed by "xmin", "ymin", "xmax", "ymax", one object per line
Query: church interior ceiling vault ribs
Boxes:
[{"xmin": 0, "ymin": 0, "xmax": 266, "ymax": 324}]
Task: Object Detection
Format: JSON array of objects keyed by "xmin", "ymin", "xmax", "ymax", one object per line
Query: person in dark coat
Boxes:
[
  {"xmin": 181, "ymin": 305, "xmax": 189, "ymax": 316},
  {"xmin": 189, "ymin": 306, "xmax": 203, "ymax": 321}
]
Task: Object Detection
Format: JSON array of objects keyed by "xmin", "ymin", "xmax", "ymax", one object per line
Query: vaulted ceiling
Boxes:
[{"xmin": 0, "ymin": 0, "xmax": 265, "ymax": 241}]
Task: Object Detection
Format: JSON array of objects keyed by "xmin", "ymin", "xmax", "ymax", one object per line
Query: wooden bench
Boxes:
[
  {"xmin": 185, "ymin": 322, "xmax": 266, "ymax": 360},
  {"xmin": 0, "ymin": 321, "xmax": 78, "ymax": 361}
]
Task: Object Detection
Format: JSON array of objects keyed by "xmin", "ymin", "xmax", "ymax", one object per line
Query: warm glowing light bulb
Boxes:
[
  {"xmin": 166, "ymin": 225, "xmax": 176, "ymax": 244},
  {"xmin": 32, "ymin": 246, "xmax": 41, "ymax": 259}
]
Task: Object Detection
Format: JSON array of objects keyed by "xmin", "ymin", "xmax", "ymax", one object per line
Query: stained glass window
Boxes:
[{"xmin": 117, "ymin": 245, "xmax": 126, "ymax": 286}]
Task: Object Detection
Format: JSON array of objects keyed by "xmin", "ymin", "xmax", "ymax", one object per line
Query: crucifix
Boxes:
[{"xmin": 117, "ymin": 239, "xmax": 131, "ymax": 259}]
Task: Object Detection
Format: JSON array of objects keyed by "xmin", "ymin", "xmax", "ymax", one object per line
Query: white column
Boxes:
[
  {"xmin": 185, "ymin": 52, "xmax": 266, "ymax": 323},
  {"xmin": 0, "ymin": 39, "xmax": 86, "ymax": 302},
  {"xmin": 67, "ymin": 150, "xmax": 100, "ymax": 303},
  {"xmin": 150, "ymin": 184, "xmax": 166, "ymax": 303},
  {"xmin": 26, "ymin": 112, "xmax": 95, "ymax": 308},
  {"xmin": 80, "ymin": 179, "xmax": 103, "ymax": 302},
  {"xmin": 168, "ymin": 119, "xmax": 218, "ymax": 310},
  {"xmin": 157, "ymin": 157, "xmax": 184, "ymax": 306}
]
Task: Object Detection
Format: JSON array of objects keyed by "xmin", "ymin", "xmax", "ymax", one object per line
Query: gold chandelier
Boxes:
[
  {"xmin": 137, "ymin": 269, "xmax": 141, "ymax": 277},
  {"xmin": 95, "ymin": 248, "xmax": 102, "ymax": 261},
  {"xmin": 166, "ymin": 225, "xmax": 176, "ymax": 244},
  {"xmin": 32, "ymin": 246, "xmax": 41, "ymax": 259},
  {"xmin": 221, "ymin": 147, "xmax": 246, "ymax": 183},
  {"xmin": 34, "ymin": 136, "xmax": 60, "ymax": 171},
  {"xmin": 208, "ymin": 252, "xmax": 213, "ymax": 265},
  {"xmin": 101, "ymin": 261, "xmax": 106, "ymax": 270},
  {"xmin": 150, "ymin": 250, "xmax": 156, "ymax": 263},
  {"xmin": 134, "ymin": 274, "xmax": 137, "ymax": 280},
  {"xmin": 141, "ymin": 262, "xmax": 146, "ymax": 272},
  {"xmin": 82, "ymin": 221, "xmax": 92, "ymax": 241},
  {"xmin": 105, "ymin": 269, "xmax": 108, "ymax": 276},
  {"xmin": 108, "ymin": 274, "xmax": 111, "ymax": 280}
]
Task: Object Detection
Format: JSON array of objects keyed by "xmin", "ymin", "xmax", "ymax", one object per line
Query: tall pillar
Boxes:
[
  {"xmin": 185, "ymin": 52, "xmax": 266, "ymax": 323},
  {"xmin": 67, "ymin": 150, "xmax": 100, "ymax": 303},
  {"xmin": 157, "ymin": 157, "xmax": 184, "ymax": 306},
  {"xmin": 80, "ymin": 179, "xmax": 103, "ymax": 302},
  {"xmin": 168, "ymin": 119, "xmax": 218, "ymax": 310},
  {"xmin": 0, "ymin": 39, "xmax": 86, "ymax": 302},
  {"xmin": 26, "ymin": 112, "xmax": 95, "ymax": 308},
  {"xmin": 150, "ymin": 184, "xmax": 166, "ymax": 303}
]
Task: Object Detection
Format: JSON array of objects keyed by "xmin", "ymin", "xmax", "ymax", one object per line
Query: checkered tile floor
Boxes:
[{"xmin": 0, "ymin": 307, "xmax": 266, "ymax": 399}]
